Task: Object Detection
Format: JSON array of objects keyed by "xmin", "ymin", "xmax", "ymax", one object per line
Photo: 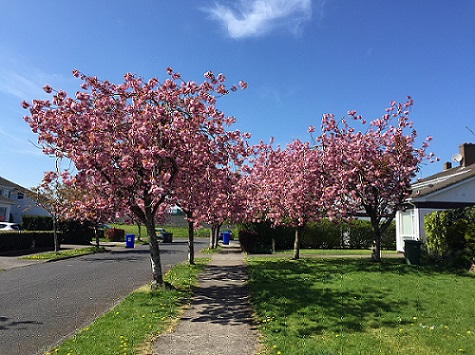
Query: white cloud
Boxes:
[
  {"xmin": 205, "ymin": 0, "xmax": 312, "ymax": 39},
  {"xmin": 0, "ymin": 69, "xmax": 43, "ymax": 100},
  {"xmin": 0, "ymin": 52, "xmax": 73, "ymax": 101}
]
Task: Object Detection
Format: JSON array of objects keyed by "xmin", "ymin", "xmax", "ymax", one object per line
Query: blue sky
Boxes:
[{"xmin": 1, "ymin": 0, "xmax": 474, "ymax": 188}]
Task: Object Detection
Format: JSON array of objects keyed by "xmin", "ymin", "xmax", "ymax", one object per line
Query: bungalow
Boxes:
[
  {"xmin": 0, "ymin": 176, "xmax": 49, "ymax": 224},
  {"xmin": 395, "ymin": 143, "xmax": 475, "ymax": 252}
]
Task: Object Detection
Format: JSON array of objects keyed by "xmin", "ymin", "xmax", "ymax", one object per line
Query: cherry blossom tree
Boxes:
[
  {"xmin": 32, "ymin": 171, "xmax": 68, "ymax": 253},
  {"xmin": 317, "ymin": 97, "xmax": 432, "ymax": 261},
  {"xmin": 64, "ymin": 181, "xmax": 119, "ymax": 247},
  {"xmin": 22, "ymin": 68, "xmax": 246, "ymax": 286},
  {"xmin": 172, "ymin": 122, "xmax": 249, "ymax": 263},
  {"xmin": 246, "ymin": 139, "xmax": 326, "ymax": 259},
  {"xmin": 204, "ymin": 167, "xmax": 245, "ymax": 249}
]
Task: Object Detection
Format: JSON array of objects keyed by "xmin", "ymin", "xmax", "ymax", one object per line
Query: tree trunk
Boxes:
[
  {"xmin": 136, "ymin": 220, "xmax": 142, "ymax": 242},
  {"xmin": 145, "ymin": 219, "xmax": 163, "ymax": 286},
  {"xmin": 366, "ymin": 208, "xmax": 383, "ymax": 262},
  {"xmin": 371, "ymin": 231, "xmax": 382, "ymax": 262},
  {"xmin": 188, "ymin": 219, "xmax": 195, "ymax": 265},
  {"xmin": 53, "ymin": 216, "xmax": 60, "ymax": 253},
  {"xmin": 94, "ymin": 226, "xmax": 99, "ymax": 247},
  {"xmin": 209, "ymin": 228, "xmax": 214, "ymax": 249},
  {"xmin": 293, "ymin": 226, "xmax": 304, "ymax": 260},
  {"xmin": 210, "ymin": 224, "xmax": 221, "ymax": 249}
]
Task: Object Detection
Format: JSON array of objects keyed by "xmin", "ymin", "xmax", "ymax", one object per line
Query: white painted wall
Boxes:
[{"xmin": 0, "ymin": 185, "xmax": 49, "ymax": 223}]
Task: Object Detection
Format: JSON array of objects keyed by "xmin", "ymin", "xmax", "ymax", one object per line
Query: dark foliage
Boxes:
[
  {"xmin": 0, "ymin": 231, "xmax": 55, "ymax": 254},
  {"xmin": 22, "ymin": 215, "xmax": 53, "ymax": 231},
  {"xmin": 424, "ymin": 206, "xmax": 475, "ymax": 270},
  {"xmin": 106, "ymin": 228, "xmax": 125, "ymax": 242},
  {"xmin": 239, "ymin": 219, "xmax": 396, "ymax": 251},
  {"xmin": 59, "ymin": 220, "xmax": 94, "ymax": 244}
]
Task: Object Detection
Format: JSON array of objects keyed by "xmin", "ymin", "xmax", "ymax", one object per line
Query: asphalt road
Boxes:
[{"xmin": 0, "ymin": 239, "xmax": 207, "ymax": 355}]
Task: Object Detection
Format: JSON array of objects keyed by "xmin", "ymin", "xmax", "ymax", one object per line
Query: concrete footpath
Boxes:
[{"xmin": 152, "ymin": 242, "xmax": 259, "ymax": 355}]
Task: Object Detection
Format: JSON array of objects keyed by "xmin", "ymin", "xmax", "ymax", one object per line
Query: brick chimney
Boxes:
[
  {"xmin": 444, "ymin": 162, "xmax": 452, "ymax": 170},
  {"xmin": 459, "ymin": 143, "xmax": 475, "ymax": 167}
]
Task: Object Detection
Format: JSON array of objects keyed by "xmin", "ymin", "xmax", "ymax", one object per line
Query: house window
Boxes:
[{"xmin": 17, "ymin": 192, "xmax": 24, "ymax": 199}]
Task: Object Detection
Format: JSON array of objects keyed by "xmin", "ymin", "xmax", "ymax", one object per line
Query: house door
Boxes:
[{"xmin": 400, "ymin": 209, "xmax": 416, "ymax": 240}]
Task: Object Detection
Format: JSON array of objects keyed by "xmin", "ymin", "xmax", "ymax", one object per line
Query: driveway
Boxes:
[{"xmin": 0, "ymin": 239, "xmax": 207, "ymax": 355}]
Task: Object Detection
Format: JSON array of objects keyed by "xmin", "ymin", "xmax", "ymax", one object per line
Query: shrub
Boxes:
[
  {"xmin": 238, "ymin": 230, "xmax": 259, "ymax": 253},
  {"xmin": 22, "ymin": 215, "xmax": 53, "ymax": 231},
  {"xmin": 106, "ymin": 228, "xmax": 125, "ymax": 242},
  {"xmin": 238, "ymin": 219, "xmax": 396, "ymax": 251},
  {"xmin": 0, "ymin": 232, "xmax": 20, "ymax": 252},
  {"xmin": 59, "ymin": 220, "xmax": 94, "ymax": 244},
  {"xmin": 315, "ymin": 219, "xmax": 343, "ymax": 249},
  {"xmin": 0, "ymin": 231, "xmax": 55, "ymax": 253},
  {"xmin": 381, "ymin": 221, "xmax": 397, "ymax": 250},
  {"xmin": 424, "ymin": 207, "xmax": 475, "ymax": 268},
  {"xmin": 346, "ymin": 220, "xmax": 372, "ymax": 249}
]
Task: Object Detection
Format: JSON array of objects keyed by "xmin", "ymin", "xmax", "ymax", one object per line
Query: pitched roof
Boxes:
[
  {"xmin": 409, "ymin": 163, "xmax": 475, "ymax": 200},
  {"xmin": 0, "ymin": 176, "xmax": 28, "ymax": 193}
]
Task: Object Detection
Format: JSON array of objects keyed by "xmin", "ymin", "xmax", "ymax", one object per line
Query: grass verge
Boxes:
[
  {"xmin": 248, "ymin": 257, "xmax": 475, "ymax": 355},
  {"xmin": 273, "ymin": 249, "xmax": 399, "ymax": 256},
  {"xmin": 20, "ymin": 246, "xmax": 106, "ymax": 261},
  {"xmin": 46, "ymin": 258, "xmax": 209, "ymax": 355}
]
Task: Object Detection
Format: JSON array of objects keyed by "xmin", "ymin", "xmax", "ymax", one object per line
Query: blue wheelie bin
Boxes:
[
  {"xmin": 125, "ymin": 234, "xmax": 135, "ymax": 248},
  {"xmin": 222, "ymin": 231, "xmax": 231, "ymax": 245}
]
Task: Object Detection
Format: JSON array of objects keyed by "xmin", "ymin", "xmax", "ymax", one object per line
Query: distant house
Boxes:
[
  {"xmin": 395, "ymin": 143, "xmax": 475, "ymax": 252},
  {"xmin": 0, "ymin": 176, "xmax": 49, "ymax": 224}
]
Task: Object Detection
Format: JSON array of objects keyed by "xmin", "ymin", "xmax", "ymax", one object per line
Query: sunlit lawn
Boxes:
[
  {"xmin": 248, "ymin": 257, "xmax": 475, "ymax": 355},
  {"xmin": 47, "ymin": 258, "xmax": 209, "ymax": 355},
  {"xmin": 20, "ymin": 246, "xmax": 106, "ymax": 260},
  {"xmin": 274, "ymin": 249, "xmax": 399, "ymax": 256}
]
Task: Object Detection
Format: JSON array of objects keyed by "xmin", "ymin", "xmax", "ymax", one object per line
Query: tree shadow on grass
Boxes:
[{"xmin": 247, "ymin": 258, "xmax": 426, "ymax": 337}]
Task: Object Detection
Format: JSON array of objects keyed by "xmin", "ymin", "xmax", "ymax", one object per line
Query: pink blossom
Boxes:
[
  {"xmin": 43, "ymin": 85, "xmax": 53, "ymax": 93},
  {"xmin": 75, "ymin": 92, "xmax": 90, "ymax": 101}
]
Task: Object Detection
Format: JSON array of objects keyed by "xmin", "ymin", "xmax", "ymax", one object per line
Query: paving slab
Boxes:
[{"xmin": 152, "ymin": 242, "xmax": 259, "ymax": 355}]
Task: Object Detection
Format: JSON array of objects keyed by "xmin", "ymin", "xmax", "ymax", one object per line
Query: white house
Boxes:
[
  {"xmin": 395, "ymin": 143, "xmax": 475, "ymax": 252},
  {"xmin": 0, "ymin": 176, "xmax": 49, "ymax": 224}
]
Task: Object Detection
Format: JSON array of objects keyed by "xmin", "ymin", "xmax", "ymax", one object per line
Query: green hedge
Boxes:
[
  {"xmin": 0, "ymin": 231, "xmax": 56, "ymax": 253},
  {"xmin": 0, "ymin": 219, "xmax": 95, "ymax": 253},
  {"xmin": 22, "ymin": 215, "xmax": 53, "ymax": 231},
  {"xmin": 59, "ymin": 220, "xmax": 94, "ymax": 245},
  {"xmin": 239, "ymin": 219, "xmax": 396, "ymax": 251}
]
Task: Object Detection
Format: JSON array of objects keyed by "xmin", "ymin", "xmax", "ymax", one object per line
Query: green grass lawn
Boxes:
[
  {"xmin": 20, "ymin": 246, "xmax": 106, "ymax": 260},
  {"xmin": 47, "ymin": 258, "xmax": 209, "ymax": 355},
  {"xmin": 247, "ymin": 257, "xmax": 475, "ymax": 355},
  {"xmin": 274, "ymin": 249, "xmax": 399, "ymax": 256}
]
